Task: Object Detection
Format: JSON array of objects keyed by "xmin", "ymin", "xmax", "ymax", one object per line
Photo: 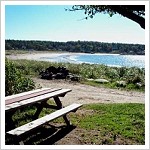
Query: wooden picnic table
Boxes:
[{"xmin": 5, "ymin": 88, "xmax": 82, "ymax": 144}]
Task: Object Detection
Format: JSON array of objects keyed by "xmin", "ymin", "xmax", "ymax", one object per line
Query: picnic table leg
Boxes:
[
  {"xmin": 32, "ymin": 99, "xmax": 59, "ymax": 120},
  {"xmin": 53, "ymin": 97, "xmax": 71, "ymax": 126},
  {"xmin": 33, "ymin": 102, "xmax": 45, "ymax": 119},
  {"xmin": 5, "ymin": 112, "xmax": 16, "ymax": 132}
]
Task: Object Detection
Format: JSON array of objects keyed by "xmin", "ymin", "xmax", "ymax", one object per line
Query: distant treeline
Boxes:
[{"xmin": 5, "ymin": 40, "xmax": 145, "ymax": 55}]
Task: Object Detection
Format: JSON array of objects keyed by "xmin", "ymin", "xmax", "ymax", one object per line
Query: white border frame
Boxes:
[{"xmin": 1, "ymin": 1, "xmax": 149, "ymax": 149}]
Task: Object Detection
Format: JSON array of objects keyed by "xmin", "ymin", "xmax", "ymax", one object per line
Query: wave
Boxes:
[{"xmin": 32, "ymin": 52, "xmax": 144, "ymax": 68}]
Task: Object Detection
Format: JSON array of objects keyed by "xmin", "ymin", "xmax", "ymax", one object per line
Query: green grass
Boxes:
[
  {"xmin": 6, "ymin": 58, "xmax": 145, "ymax": 91},
  {"xmin": 67, "ymin": 103, "xmax": 145, "ymax": 144},
  {"xmin": 6, "ymin": 103, "xmax": 145, "ymax": 145},
  {"xmin": 11, "ymin": 100, "xmax": 56, "ymax": 127}
]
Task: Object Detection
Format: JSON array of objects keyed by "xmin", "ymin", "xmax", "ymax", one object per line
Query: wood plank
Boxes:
[
  {"xmin": 5, "ymin": 89, "xmax": 72, "ymax": 111},
  {"xmin": 5, "ymin": 88, "xmax": 48, "ymax": 100},
  {"xmin": 5, "ymin": 88, "xmax": 61, "ymax": 105},
  {"xmin": 7, "ymin": 103, "xmax": 82, "ymax": 136}
]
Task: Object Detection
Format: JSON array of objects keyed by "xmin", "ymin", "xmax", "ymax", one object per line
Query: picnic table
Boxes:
[{"xmin": 5, "ymin": 88, "xmax": 82, "ymax": 145}]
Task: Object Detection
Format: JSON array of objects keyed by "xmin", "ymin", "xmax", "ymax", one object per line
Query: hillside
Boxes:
[{"xmin": 5, "ymin": 40, "xmax": 145, "ymax": 55}]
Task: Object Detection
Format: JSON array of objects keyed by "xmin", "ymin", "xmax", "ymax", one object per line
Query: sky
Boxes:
[{"xmin": 5, "ymin": 5, "xmax": 145, "ymax": 44}]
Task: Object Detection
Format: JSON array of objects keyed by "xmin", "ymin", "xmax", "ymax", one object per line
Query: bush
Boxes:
[
  {"xmin": 10, "ymin": 59, "xmax": 145, "ymax": 91},
  {"xmin": 5, "ymin": 58, "xmax": 35, "ymax": 96}
]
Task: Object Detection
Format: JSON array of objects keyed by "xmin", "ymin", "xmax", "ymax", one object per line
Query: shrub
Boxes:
[
  {"xmin": 5, "ymin": 58, "xmax": 35, "ymax": 96},
  {"xmin": 10, "ymin": 59, "xmax": 145, "ymax": 91},
  {"xmin": 126, "ymin": 83, "xmax": 137, "ymax": 90}
]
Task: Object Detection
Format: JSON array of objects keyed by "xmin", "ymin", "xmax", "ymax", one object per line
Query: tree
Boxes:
[{"xmin": 69, "ymin": 5, "xmax": 145, "ymax": 29}]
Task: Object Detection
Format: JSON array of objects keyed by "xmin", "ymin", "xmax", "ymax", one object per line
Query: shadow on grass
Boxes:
[{"xmin": 6, "ymin": 124, "xmax": 76, "ymax": 145}]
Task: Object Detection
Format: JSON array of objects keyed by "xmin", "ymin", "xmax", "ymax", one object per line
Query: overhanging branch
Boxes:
[{"xmin": 110, "ymin": 6, "xmax": 145, "ymax": 29}]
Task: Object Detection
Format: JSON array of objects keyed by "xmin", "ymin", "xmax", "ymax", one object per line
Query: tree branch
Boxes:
[{"xmin": 110, "ymin": 6, "xmax": 145, "ymax": 29}]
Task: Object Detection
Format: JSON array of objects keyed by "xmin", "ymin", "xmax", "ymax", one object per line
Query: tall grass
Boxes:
[{"xmin": 8, "ymin": 59, "xmax": 145, "ymax": 91}]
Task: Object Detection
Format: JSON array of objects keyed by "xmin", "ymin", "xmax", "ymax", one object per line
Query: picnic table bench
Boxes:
[{"xmin": 5, "ymin": 88, "xmax": 82, "ymax": 145}]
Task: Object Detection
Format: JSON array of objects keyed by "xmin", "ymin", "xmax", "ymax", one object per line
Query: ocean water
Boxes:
[
  {"xmin": 40, "ymin": 53, "xmax": 145, "ymax": 68},
  {"xmin": 69, "ymin": 54, "xmax": 145, "ymax": 68}
]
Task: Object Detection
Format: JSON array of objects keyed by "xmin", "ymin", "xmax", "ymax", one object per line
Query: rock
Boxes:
[
  {"xmin": 39, "ymin": 66, "xmax": 68, "ymax": 80},
  {"xmin": 70, "ymin": 76, "xmax": 80, "ymax": 81},
  {"xmin": 94, "ymin": 79, "xmax": 109, "ymax": 83},
  {"xmin": 40, "ymin": 72, "xmax": 53, "ymax": 80},
  {"xmin": 39, "ymin": 66, "xmax": 79, "ymax": 81},
  {"xmin": 55, "ymin": 73, "xmax": 66, "ymax": 79},
  {"xmin": 116, "ymin": 81, "xmax": 126, "ymax": 87},
  {"xmin": 87, "ymin": 79, "xmax": 94, "ymax": 81},
  {"xmin": 136, "ymin": 82, "xmax": 143, "ymax": 87}
]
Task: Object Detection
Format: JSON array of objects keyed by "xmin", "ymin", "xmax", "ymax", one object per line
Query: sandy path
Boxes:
[{"xmin": 33, "ymin": 78, "xmax": 145, "ymax": 106}]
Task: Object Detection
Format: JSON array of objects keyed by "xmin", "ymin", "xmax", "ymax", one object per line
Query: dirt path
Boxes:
[{"xmin": 33, "ymin": 78, "xmax": 145, "ymax": 106}]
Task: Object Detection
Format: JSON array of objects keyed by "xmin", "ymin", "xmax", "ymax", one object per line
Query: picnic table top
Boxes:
[{"xmin": 5, "ymin": 88, "xmax": 72, "ymax": 111}]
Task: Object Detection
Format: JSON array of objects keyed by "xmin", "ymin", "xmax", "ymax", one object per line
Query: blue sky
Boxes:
[{"xmin": 5, "ymin": 5, "xmax": 145, "ymax": 44}]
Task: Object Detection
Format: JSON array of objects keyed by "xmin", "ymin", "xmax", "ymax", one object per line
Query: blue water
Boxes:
[
  {"xmin": 40, "ymin": 53, "xmax": 145, "ymax": 68},
  {"xmin": 69, "ymin": 54, "xmax": 145, "ymax": 68}
]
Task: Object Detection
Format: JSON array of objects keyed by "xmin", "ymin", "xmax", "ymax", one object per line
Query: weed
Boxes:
[{"xmin": 7, "ymin": 59, "xmax": 145, "ymax": 91}]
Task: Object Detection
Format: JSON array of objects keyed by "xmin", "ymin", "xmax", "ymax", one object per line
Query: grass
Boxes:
[
  {"xmin": 6, "ymin": 103, "xmax": 145, "ymax": 145},
  {"xmin": 76, "ymin": 103, "xmax": 145, "ymax": 144},
  {"xmin": 10, "ymin": 100, "xmax": 56, "ymax": 127},
  {"xmin": 5, "ymin": 50, "xmax": 31, "ymax": 55},
  {"xmin": 6, "ymin": 58, "xmax": 145, "ymax": 92},
  {"xmin": 50, "ymin": 103, "xmax": 145, "ymax": 145}
]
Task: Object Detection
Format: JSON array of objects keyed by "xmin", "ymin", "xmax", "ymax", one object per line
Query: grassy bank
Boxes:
[
  {"xmin": 6, "ymin": 103, "xmax": 145, "ymax": 145},
  {"xmin": 8, "ymin": 58, "xmax": 145, "ymax": 91}
]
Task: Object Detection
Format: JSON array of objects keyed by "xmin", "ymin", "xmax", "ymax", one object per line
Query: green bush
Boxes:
[
  {"xmin": 10, "ymin": 59, "xmax": 145, "ymax": 91},
  {"xmin": 5, "ymin": 58, "xmax": 35, "ymax": 96}
]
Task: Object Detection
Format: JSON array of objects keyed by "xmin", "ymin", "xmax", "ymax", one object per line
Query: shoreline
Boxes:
[
  {"xmin": 6, "ymin": 52, "xmax": 119, "ymax": 64},
  {"xmin": 6, "ymin": 51, "xmax": 144, "ymax": 68}
]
